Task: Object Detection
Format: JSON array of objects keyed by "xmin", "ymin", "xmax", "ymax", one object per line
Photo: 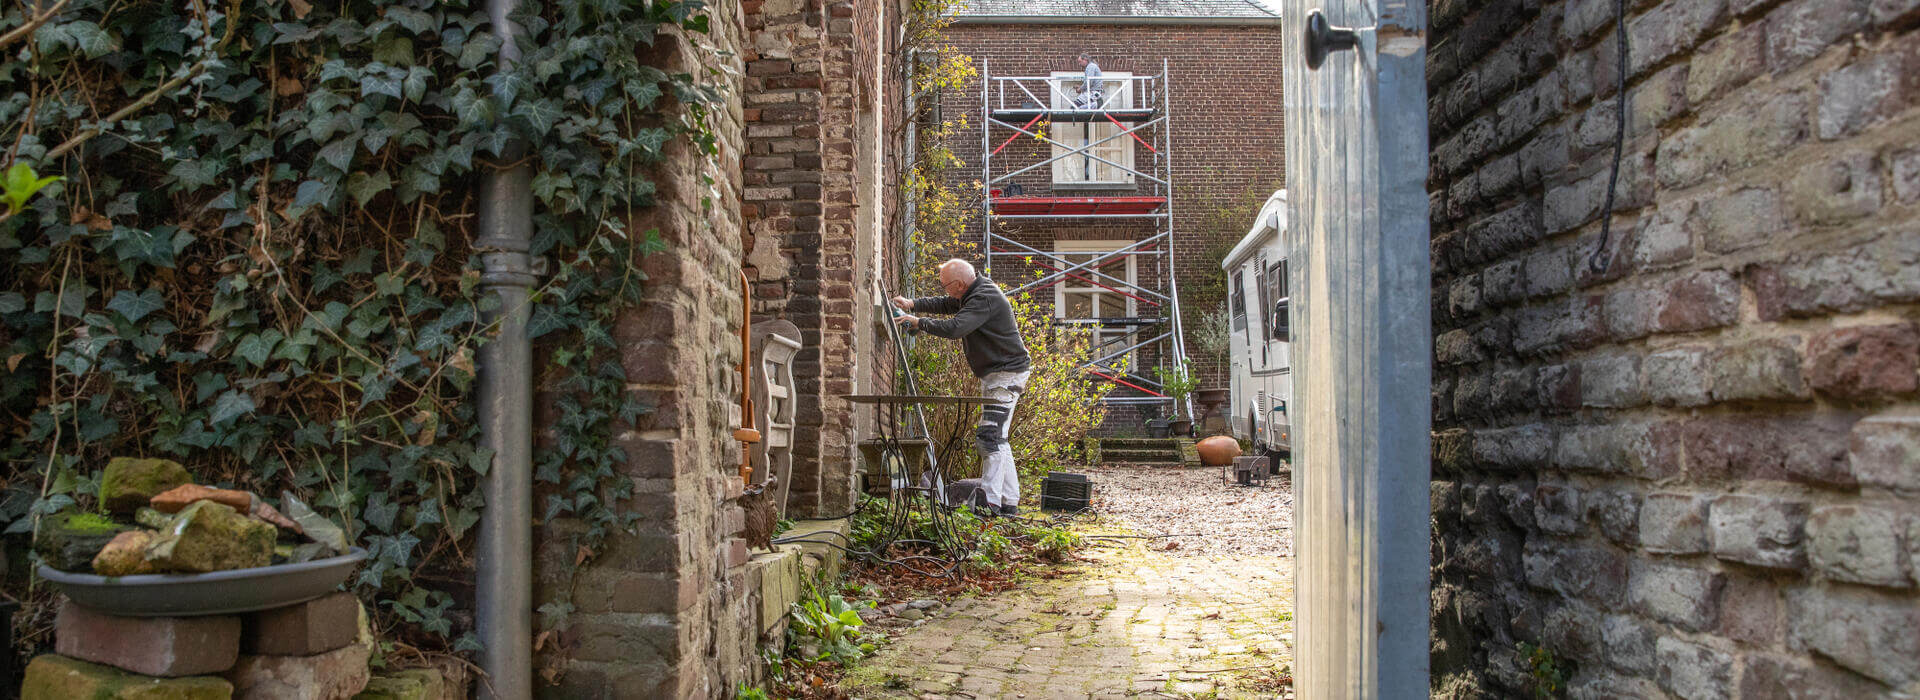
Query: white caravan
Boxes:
[{"xmin": 1221, "ymin": 189, "xmax": 1291, "ymax": 461}]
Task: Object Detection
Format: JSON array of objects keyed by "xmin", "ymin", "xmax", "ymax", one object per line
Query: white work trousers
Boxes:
[{"xmin": 976, "ymin": 370, "xmax": 1030, "ymax": 507}]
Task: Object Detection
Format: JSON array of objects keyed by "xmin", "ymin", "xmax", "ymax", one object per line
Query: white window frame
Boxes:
[
  {"xmin": 1053, "ymin": 240, "xmax": 1139, "ymax": 365},
  {"xmin": 1048, "ymin": 71, "xmax": 1135, "ymax": 186}
]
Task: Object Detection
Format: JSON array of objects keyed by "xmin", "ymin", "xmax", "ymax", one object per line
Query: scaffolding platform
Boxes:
[
  {"xmin": 988, "ymin": 108, "xmax": 1158, "ymax": 123},
  {"xmin": 989, "ymin": 196, "xmax": 1166, "ymax": 217}
]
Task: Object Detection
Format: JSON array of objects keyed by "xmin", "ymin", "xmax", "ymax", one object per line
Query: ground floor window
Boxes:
[{"xmin": 1053, "ymin": 240, "xmax": 1138, "ymax": 370}]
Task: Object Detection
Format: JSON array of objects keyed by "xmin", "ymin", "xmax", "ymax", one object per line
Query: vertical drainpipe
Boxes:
[{"xmin": 474, "ymin": 0, "xmax": 534, "ymax": 696}]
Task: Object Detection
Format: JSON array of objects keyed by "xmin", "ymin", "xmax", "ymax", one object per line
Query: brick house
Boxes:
[
  {"xmin": 939, "ymin": 0, "xmax": 1285, "ymax": 431},
  {"xmin": 1424, "ymin": 0, "xmax": 1920, "ymax": 694}
]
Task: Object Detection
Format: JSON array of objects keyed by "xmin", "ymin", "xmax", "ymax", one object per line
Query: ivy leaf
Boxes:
[
  {"xmin": 317, "ymin": 138, "xmax": 357, "ymax": 172},
  {"xmin": 451, "ymin": 87, "xmax": 492, "ymax": 127},
  {"xmin": 361, "ymin": 71, "xmax": 404, "ymax": 100},
  {"xmin": 209, "ymin": 390, "xmax": 256, "ymax": 425},
  {"xmin": 385, "ymin": 7, "xmax": 435, "ymax": 35},
  {"xmin": 106, "ymin": 289, "xmax": 165, "ymax": 322},
  {"xmin": 364, "ymin": 494, "xmax": 399, "ymax": 533},
  {"xmin": 403, "ymin": 67, "xmax": 430, "ymax": 103},
  {"xmin": 345, "ymin": 172, "xmax": 392, "ymax": 207},
  {"xmin": 514, "ymin": 98, "xmax": 562, "ymax": 135},
  {"xmin": 291, "ymin": 179, "xmax": 338, "ymax": 216},
  {"xmin": 166, "ymin": 159, "xmax": 221, "ymax": 191},
  {"xmin": 0, "ymin": 292, "xmax": 24, "ymax": 314},
  {"xmin": 457, "ymin": 33, "xmax": 501, "ymax": 70},
  {"xmin": 234, "ymin": 330, "xmax": 283, "ymax": 367}
]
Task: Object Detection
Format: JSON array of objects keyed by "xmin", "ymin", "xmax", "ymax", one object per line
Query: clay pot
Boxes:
[{"xmin": 1196, "ymin": 435, "xmax": 1242, "ymax": 466}]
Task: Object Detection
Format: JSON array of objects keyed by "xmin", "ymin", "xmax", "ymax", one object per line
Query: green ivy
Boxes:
[{"xmin": 0, "ymin": 0, "xmax": 718, "ymax": 655}]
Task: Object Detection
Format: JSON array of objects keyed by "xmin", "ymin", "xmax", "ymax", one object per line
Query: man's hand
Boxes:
[
  {"xmin": 894, "ymin": 314, "xmax": 919, "ymax": 329},
  {"xmin": 891, "ymin": 296, "xmax": 912, "ymax": 311}
]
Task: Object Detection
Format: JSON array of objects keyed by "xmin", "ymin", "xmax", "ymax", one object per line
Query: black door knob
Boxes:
[{"xmin": 1305, "ymin": 10, "xmax": 1359, "ymax": 70}]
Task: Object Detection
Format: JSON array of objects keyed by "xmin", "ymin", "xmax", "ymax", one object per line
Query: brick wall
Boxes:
[
  {"xmin": 1427, "ymin": 0, "xmax": 1920, "ymax": 694},
  {"xmin": 940, "ymin": 22, "xmax": 1285, "ymax": 424},
  {"xmin": 534, "ymin": 2, "xmax": 751, "ymax": 695},
  {"xmin": 744, "ymin": 0, "xmax": 891, "ymax": 517},
  {"xmin": 530, "ymin": 0, "xmax": 895, "ymax": 695}
]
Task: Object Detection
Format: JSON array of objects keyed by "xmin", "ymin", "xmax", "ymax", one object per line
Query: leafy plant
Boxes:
[
  {"xmin": 1153, "ymin": 361, "xmax": 1200, "ymax": 415},
  {"xmin": 735, "ymin": 683, "xmax": 771, "ymax": 700},
  {"xmin": 0, "ymin": 0, "xmax": 719, "ymax": 663},
  {"xmin": 1027, "ymin": 523, "xmax": 1081, "ymax": 562},
  {"xmin": 2, "ymin": 163, "xmax": 62, "ymax": 217},
  {"xmin": 788, "ymin": 589, "xmax": 876, "ymax": 664},
  {"xmin": 1518, "ymin": 642, "xmax": 1568, "ymax": 699}
]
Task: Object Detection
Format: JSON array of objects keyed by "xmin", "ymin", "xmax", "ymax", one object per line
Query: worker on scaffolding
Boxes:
[
  {"xmin": 892, "ymin": 259, "xmax": 1033, "ymax": 517},
  {"xmin": 1076, "ymin": 52, "xmax": 1104, "ymax": 110}
]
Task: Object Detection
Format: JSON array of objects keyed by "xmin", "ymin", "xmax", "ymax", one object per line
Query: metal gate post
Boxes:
[{"xmin": 1283, "ymin": 0, "xmax": 1433, "ymax": 697}]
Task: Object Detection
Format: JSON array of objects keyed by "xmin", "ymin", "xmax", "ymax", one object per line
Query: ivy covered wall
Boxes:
[{"xmin": 0, "ymin": 0, "xmax": 721, "ymax": 672}]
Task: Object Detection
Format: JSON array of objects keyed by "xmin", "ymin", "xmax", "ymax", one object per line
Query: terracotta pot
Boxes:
[{"xmin": 1196, "ymin": 435, "xmax": 1241, "ymax": 466}]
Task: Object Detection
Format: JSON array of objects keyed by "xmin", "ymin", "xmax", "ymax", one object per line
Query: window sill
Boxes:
[{"xmin": 1050, "ymin": 182, "xmax": 1138, "ymax": 192}]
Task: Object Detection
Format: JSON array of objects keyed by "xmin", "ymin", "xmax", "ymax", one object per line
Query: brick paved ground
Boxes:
[{"xmin": 847, "ymin": 501, "xmax": 1296, "ymax": 698}]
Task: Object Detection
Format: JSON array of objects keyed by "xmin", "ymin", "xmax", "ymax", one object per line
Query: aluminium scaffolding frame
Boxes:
[{"xmin": 979, "ymin": 59, "xmax": 1192, "ymax": 412}]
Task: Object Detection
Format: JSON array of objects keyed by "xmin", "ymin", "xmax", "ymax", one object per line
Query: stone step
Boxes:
[
  {"xmin": 1098, "ymin": 437, "xmax": 1187, "ymax": 448},
  {"xmin": 1101, "ymin": 450, "xmax": 1184, "ymax": 463}
]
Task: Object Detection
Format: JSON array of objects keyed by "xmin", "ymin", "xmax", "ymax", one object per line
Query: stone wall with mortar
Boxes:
[
  {"xmin": 743, "ymin": 0, "xmax": 892, "ymax": 518},
  {"xmin": 533, "ymin": 2, "xmax": 758, "ymax": 695},
  {"xmin": 1426, "ymin": 0, "xmax": 1920, "ymax": 695}
]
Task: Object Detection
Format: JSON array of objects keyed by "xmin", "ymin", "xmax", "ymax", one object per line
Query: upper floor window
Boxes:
[{"xmin": 1049, "ymin": 71, "xmax": 1134, "ymax": 186}]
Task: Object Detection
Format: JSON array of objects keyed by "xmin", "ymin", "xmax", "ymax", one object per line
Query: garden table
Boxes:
[{"xmin": 840, "ymin": 393, "xmax": 1002, "ymax": 578}]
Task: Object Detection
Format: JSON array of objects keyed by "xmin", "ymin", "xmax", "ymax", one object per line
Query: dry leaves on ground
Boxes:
[{"xmin": 1076, "ymin": 464, "xmax": 1294, "ymax": 557}]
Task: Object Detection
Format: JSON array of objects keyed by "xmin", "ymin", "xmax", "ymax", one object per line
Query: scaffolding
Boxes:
[{"xmin": 979, "ymin": 59, "xmax": 1191, "ymax": 410}]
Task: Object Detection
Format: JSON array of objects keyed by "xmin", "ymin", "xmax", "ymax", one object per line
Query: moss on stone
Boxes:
[
  {"xmin": 99, "ymin": 458, "xmax": 193, "ymax": 514},
  {"xmin": 147, "ymin": 501, "xmax": 274, "ymax": 573},
  {"xmin": 22, "ymin": 654, "xmax": 234, "ymax": 699},
  {"xmin": 33, "ymin": 511, "xmax": 133, "ymax": 573}
]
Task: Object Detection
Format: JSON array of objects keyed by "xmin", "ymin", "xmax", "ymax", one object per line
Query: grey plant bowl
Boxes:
[{"xmin": 37, "ymin": 547, "xmax": 367, "ymax": 617}]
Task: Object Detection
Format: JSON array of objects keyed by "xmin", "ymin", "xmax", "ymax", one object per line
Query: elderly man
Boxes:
[
  {"xmin": 892, "ymin": 259, "xmax": 1032, "ymax": 516},
  {"xmin": 1076, "ymin": 52, "xmax": 1104, "ymax": 109}
]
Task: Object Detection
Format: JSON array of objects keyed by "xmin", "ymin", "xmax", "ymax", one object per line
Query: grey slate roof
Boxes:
[{"xmin": 955, "ymin": 0, "xmax": 1278, "ymax": 20}]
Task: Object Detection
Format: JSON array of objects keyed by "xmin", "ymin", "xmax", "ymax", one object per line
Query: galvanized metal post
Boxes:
[
  {"xmin": 474, "ymin": 0, "xmax": 534, "ymax": 696},
  {"xmin": 1283, "ymin": 0, "xmax": 1433, "ymax": 697}
]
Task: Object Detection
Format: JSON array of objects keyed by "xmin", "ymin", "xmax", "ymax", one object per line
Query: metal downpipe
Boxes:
[{"xmin": 475, "ymin": 0, "xmax": 534, "ymax": 696}]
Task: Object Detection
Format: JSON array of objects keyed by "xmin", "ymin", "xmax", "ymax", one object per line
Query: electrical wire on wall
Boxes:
[{"xmin": 1587, "ymin": 0, "xmax": 1630, "ymax": 273}]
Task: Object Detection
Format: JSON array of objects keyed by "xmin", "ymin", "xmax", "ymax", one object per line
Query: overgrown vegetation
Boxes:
[
  {"xmin": 1518, "ymin": 641, "xmax": 1569, "ymax": 699},
  {"xmin": 0, "ymin": 0, "xmax": 718, "ymax": 667}
]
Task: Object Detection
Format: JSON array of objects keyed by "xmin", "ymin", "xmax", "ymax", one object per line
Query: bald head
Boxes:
[{"xmin": 938, "ymin": 259, "xmax": 977, "ymax": 298}]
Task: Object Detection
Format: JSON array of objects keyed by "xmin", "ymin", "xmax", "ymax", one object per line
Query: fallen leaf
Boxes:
[{"xmin": 287, "ymin": 0, "xmax": 313, "ymax": 18}]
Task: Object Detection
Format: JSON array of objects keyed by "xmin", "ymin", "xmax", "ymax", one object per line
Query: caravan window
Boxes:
[
  {"xmin": 1229, "ymin": 269, "xmax": 1246, "ymax": 332},
  {"xmin": 1269, "ymin": 259, "xmax": 1289, "ymax": 340}
]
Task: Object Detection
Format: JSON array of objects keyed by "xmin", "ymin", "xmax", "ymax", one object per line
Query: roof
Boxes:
[{"xmin": 954, "ymin": 0, "xmax": 1280, "ymax": 24}]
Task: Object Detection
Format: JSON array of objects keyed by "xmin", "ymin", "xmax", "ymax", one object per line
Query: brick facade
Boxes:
[
  {"xmin": 1426, "ymin": 0, "xmax": 1920, "ymax": 694},
  {"xmin": 941, "ymin": 21, "xmax": 1285, "ymax": 430},
  {"xmin": 743, "ymin": 0, "xmax": 895, "ymax": 517},
  {"xmin": 532, "ymin": 0, "xmax": 898, "ymax": 695}
]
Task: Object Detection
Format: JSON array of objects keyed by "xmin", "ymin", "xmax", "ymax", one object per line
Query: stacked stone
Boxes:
[
  {"xmin": 23, "ymin": 594, "xmax": 385, "ymax": 700},
  {"xmin": 1427, "ymin": 0, "xmax": 1920, "ymax": 695}
]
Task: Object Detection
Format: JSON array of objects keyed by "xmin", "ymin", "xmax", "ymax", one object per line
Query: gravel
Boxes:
[{"xmin": 1076, "ymin": 464, "xmax": 1295, "ymax": 557}]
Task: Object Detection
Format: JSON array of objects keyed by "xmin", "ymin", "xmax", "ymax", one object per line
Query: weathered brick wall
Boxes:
[
  {"xmin": 533, "ymin": 0, "xmax": 753, "ymax": 695},
  {"xmin": 940, "ymin": 22, "xmax": 1285, "ymax": 420},
  {"xmin": 743, "ymin": 0, "xmax": 885, "ymax": 517},
  {"xmin": 1427, "ymin": 0, "xmax": 1920, "ymax": 694}
]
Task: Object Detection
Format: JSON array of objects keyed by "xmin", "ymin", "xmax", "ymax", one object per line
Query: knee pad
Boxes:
[{"xmin": 975, "ymin": 423, "xmax": 1004, "ymax": 450}]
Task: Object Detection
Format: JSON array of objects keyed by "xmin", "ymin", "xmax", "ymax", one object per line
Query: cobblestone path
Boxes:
[{"xmin": 846, "ymin": 532, "xmax": 1296, "ymax": 699}]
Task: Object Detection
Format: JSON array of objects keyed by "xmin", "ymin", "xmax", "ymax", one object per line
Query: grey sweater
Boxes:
[{"xmin": 913, "ymin": 277, "xmax": 1031, "ymax": 378}]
